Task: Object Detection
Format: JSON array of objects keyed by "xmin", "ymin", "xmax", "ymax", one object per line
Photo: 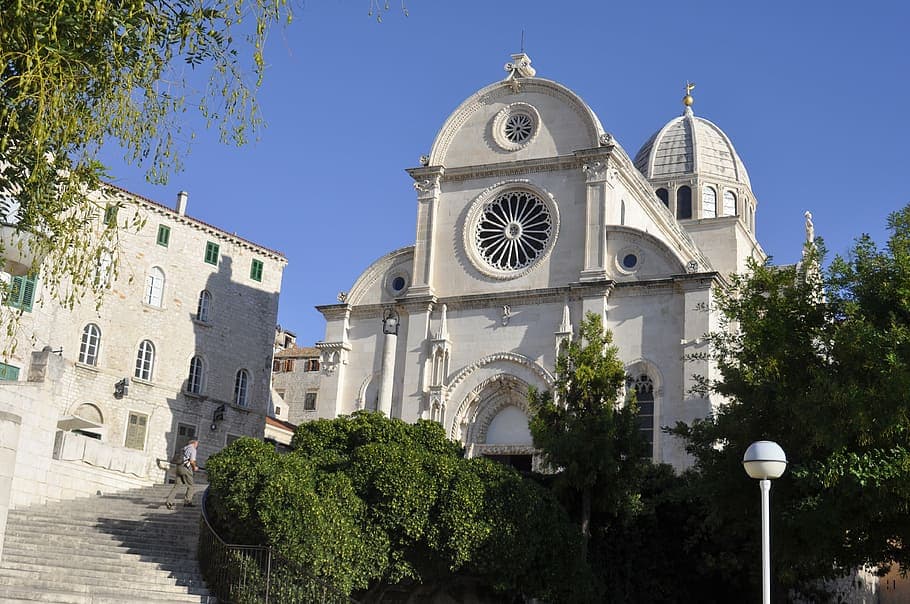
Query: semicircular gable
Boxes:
[
  {"xmin": 605, "ymin": 226, "xmax": 689, "ymax": 279},
  {"xmin": 428, "ymin": 78, "xmax": 604, "ymax": 168},
  {"xmin": 347, "ymin": 246, "xmax": 415, "ymax": 306}
]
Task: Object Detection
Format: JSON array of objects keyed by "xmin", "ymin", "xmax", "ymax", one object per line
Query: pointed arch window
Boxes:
[
  {"xmin": 135, "ymin": 340, "xmax": 155, "ymax": 381},
  {"xmin": 144, "ymin": 267, "xmax": 165, "ymax": 307},
  {"xmin": 676, "ymin": 186, "xmax": 692, "ymax": 219},
  {"xmin": 187, "ymin": 356, "xmax": 205, "ymax": 395},
  {"xmin": 627, "ymin": 374, "xmax": 655, "ymax": 457},
  {"xmin": 723, "ymin": 190, "xmax": 737, "ymax": 216},
  {"xmin": 702, "ymin": 186, "xmax": 717, "ymax": 219},
  {"xmin": 233, "ymin": 369, "xmax": 250, "ymax": 407},
  {"xmin": 79, "ymin": 324, "xmax": 101, "ymax": 366},
  {"xmin": 196, "ymin": 290, "xmax": 212, "ymax": 322}
]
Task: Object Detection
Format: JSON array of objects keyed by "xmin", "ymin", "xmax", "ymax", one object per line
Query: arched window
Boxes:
[
  {"xmin": 702, "ymin": 186, "xmax": 717, "ymax": 219},
  {"xmin": 196, "ymin": 290, "xmax": 212, "ymax": 322},
  {"xmin": 676, "ymin": 186, "xmax": 692, "ymax": 219},
  {"xmin": 627, "ymin": 374, "xmax": 655, "ymax": 457},
  {"xmin": 620, "ymin": 200, "xmax": 626, "ymax": 225},
  {"xmin": 656, "ymin": 188, "xmax": 669, "ymax": 207},
  {"xmin": 233, "ymin": 369, "xmax": 250, "ymax": 407},
  {"xmin": 134, "ymin": 340, "xmax": 155, "ymax": 381},
  {"xmin": 187, "ymin": 356, "xmax": 205, "ymax": 394},
  {"xmin": 749, "ymin": 205, "xmax": 755, "ymax": 232},
  {"xmin": 723, "ymin": 190, "xmax": 737, "ymax": 216},
  {"xmin": 79, "ymin": 324, "xmax": 101, "ymax": 366},
  {"xmin": 144, "ymin": 267, "xmax": 164, "ymax": 307}
]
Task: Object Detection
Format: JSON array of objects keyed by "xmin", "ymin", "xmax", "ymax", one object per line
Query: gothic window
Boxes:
[
  {"xmin": 723, "ymin": 190, "xmax": 737, "ymax": 216},
  {"xmin": 134, "ymin": 340, "xmax": 155, "ymax": 381},
  {"xmin": 233, "ymin": 369, "xmax": 250, "ymax": 406},
  {"xmin": 702, "ymin": 186, "xmax": 717, "ymax": 219},
  {"xmin": 187, "ymin": 356, "xmax": 205, "ymax": 395},
  {"xmin": 628, "ymin": 374, "xmax": 655, "ymax": 457},
  {"xmin": 676, "ymin": 186, "xmax": 692, "ymax": 219},
  {"xmin": 144, "ymin": 267, "xmax": 164, "ymax": 307},
  {"xmin": 79, "ymin": 323, "xmax": 101, "ymax": 366},
  {"xmin": 656, "ymin": 188, "xmax": 669, "ymax": 207},
  {"xmin": 196, "ymin": 290, "xmax": 212, "ymax": 322}
]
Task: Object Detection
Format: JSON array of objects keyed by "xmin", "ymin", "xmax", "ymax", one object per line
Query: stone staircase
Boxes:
[{"xmin": 0, "ymin": 482, "xmax": 214, "ymax": 603}]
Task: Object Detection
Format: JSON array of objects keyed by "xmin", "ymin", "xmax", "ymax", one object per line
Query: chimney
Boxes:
[{"xmin": 176, "ymin": 191, "xmax": 188, "ymax": 216}]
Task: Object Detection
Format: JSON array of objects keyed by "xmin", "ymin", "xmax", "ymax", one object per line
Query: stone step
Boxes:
[
  {"xmin": 0, "ymin": 483, "xmax": 213, "ymax": 601},
  {"xmin": 0, "ymin": 584, "xmax": 214, "ymax": 603},
  {"xmin": 0, "ymin": 555, "xmax": 207, "ymax": 584}
]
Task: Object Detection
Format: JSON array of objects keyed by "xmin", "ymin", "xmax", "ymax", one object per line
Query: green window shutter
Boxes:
[
  {"xmin": 157, "ymin": 225, "xmax": 170, "ymax": 247},
  {"xmin": 250, "ymin": 259, "xmax": 263, "ymax": 282},
  {"xmin": 0, "ymin": 363, "xmax": 20, "ymax": 381},
  {"xmin": 204, "ymin": 242, "xmax": 219, "ymax": 265},
  {"xmin": 7, "ymin": 274, "xmax": 36, "ymax": 312},
  {"xmin": 103, "ymin": 205, "xmax": 118, "ymax": 227}
]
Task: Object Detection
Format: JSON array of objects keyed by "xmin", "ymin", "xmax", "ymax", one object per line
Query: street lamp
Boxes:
[{"xmin": 743, "ymin": 440, "xmax": 787, "ymax": 604}]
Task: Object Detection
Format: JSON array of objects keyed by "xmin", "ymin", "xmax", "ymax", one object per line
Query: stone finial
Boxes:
[
  {"xmin": 558, "ymin": 300, "xmax": 572, "ymax": 335},
  {"xmin": 504, "ymin": 53, "xmax": 536, "ymax": 91}
]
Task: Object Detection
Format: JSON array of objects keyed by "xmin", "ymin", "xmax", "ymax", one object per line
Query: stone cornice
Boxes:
[
  {"xmin": 315, "ymin": 304, "xmax": 351, "ymax": 321},
  {"xmin": 427, "ymin": 154, "xmax": 588, "ymax": 184}
]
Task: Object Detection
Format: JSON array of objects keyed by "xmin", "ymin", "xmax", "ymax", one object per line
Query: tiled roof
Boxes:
[
  {"xmin": 104, "ymin": 182, "xmax": 287, "ymax": 260},
  {"xmin": 274, "ymin": 346, "xmax": 320, "ymax": 358}
]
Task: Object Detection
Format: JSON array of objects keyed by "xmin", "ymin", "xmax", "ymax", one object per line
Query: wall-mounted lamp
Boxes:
[
  {"xmin": 382, "ymin": 307, "xmax": 400, "ymax": 336},
  {"xmin": 114, "ymin": 377, "xmax": 129, "ymax": 399},
  {"xmin": 211, "ymin": 403, "xmax": 226, "ymax": 431}
]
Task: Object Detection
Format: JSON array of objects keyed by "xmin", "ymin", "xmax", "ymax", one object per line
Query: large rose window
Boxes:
[{"xmin": 473, "ymin": 190, "xmax": 553, "ymax": 273}]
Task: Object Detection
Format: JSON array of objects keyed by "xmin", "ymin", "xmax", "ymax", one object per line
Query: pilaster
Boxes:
[
  {"xmin": 397, "ymin": 295, "xmax": 436, "ymax": 422},
  {"xmin": 315, "ymin": 303, "xmax": 352, "ymax": 419},
  {"xmin": 406, "ymin": 166, "xmax": 444, "ymax": 297},
  {"xmin": 576, "ymin": 149, "xmax": 617, "ymax": 283}
]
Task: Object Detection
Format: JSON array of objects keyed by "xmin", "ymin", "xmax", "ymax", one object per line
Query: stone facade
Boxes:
[
  {"xmin": 315, "ymin": 54, "xmax": 764, "ymax": 470},
  {"xmin": 271, "ymin": 345, "xmax": 322, "ymax": 425},
  {"xmin": 0, "ymin": 186, "xmax": 286, "ymax": 524}
]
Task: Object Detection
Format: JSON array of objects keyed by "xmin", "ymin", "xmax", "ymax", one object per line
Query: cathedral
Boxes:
[{"xmin": 315, "ymin": 54, "xmax": 764, "ymax": 469}]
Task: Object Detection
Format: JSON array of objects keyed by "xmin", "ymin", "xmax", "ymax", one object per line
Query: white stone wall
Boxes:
[{"xmin": 0, "ymin": 188, "xmax": 285, "ymax": 513}]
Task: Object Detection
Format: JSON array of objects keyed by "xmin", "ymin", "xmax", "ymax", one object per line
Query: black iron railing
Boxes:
[{"xmin": 198, "ymin": 488, "xmax": 358, "ymax": 604}]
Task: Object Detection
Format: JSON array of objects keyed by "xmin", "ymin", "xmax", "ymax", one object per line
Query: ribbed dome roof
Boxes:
[{"xmin": 633, "ymin": 107, "xmax": 750, "ymax": 187}]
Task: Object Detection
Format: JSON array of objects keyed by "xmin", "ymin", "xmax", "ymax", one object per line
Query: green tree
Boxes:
[
  {"xmin": 0, "ymin": 0, "xmax": 292, "ymax": 334},
  {"xmin": 674, "ymin": 205, "xmax": 910, "ymax": 597},
  {"xmin": 206, "ymin": 413, "xmax": 593, "ymax": 602},
  {"xmin": 529, "ymin": 312, "xmax": 648, "ymax": 552}
]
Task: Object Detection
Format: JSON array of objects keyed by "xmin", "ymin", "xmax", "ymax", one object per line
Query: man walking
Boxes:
[{"xmin": 165, "ymin": 439, "xmax": 198, "ymax": 509}]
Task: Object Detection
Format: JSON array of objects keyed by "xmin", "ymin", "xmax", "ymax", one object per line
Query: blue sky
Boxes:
[{"xmin": 100, "ymin": 1, "xmax": 909, "ymax": 344}]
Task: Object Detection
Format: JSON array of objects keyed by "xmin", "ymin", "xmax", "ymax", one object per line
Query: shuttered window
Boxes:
[
  {"xmin": 204, "ymin": 242, "xmax": 219, "ymax": 265},
  {"xmin": 157, "ymin": 225, "xmax": 170, "ymax": 247},
  {"xmin": 7, "ymin": 274, "xmax": 36, "ymax": 311},
  {"xmin": 0, "ymin": 363, "xmax": 20, "ymax": 381},
  {"xmin": 124, "ymin": 412, "xmax": 148, "ymax": 451},
  {"xmin": 250, "ymin": 259, "xmax": 263, "ymax": 282}
]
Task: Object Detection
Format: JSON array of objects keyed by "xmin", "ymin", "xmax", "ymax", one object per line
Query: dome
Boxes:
[{"xmin": 634, "ymin": 106, "xmax": 750, "ymax": 188}]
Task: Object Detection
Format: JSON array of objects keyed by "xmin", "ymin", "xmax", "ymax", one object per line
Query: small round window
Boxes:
[
  {"xmin": 492, "ymin": 103, "xmax": 540, "ymax": 152},
  {"xmin": 387, "ymin": 273, "xmax": 408, "ymax": 296},
  {"xmin": 622, "ymin": 254, "xmax": 638, "ymax": 269}
]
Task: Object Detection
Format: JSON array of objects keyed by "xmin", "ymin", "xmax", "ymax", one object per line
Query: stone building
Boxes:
[
  {"xmin": 0, "ymin": 186, "xmax": 286, "ymax": 522},
  {"xmin": 271, "ymin": 345, "xmax": 322, "ymax": 426},
  {"xmin": 315, "ymin": 54, "xmax": 764, "ymax": 470}
]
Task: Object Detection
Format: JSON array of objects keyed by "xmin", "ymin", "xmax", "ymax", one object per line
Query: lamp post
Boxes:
[
  {"xmin": 743, "ymin": 440, "xmax": 787, "ymax": 604},
  {"xmin": 377, "ymin": 307, "xmax": 399, "ymax": 417}
]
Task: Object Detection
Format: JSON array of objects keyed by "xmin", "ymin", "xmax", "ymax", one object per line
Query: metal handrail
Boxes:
[{"xmin": 198, "ymin": 487, "xmax": 358, "ymax": 604}]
